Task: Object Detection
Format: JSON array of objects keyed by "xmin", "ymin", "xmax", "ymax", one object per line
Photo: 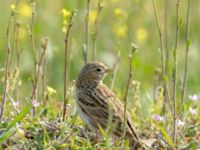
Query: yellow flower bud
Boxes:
[{"xmin": 61, "ymin": 9, "xmax": 71, "ymax": 18}]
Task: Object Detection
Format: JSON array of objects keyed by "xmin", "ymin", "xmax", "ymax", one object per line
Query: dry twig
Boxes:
[
  {"xmin": 122, "ymin": 44, "xmax": 137, "ymax": 143},
  {"xmin": 92, "ymin": 0, "xmax": 103, "ymax": 61},
  {"xmin": 152, "ymin": 0, "xmax": 173, "ymax": 116},
  {"xmin": 172, "ymin": 0, "xmax": 180, "ymax": 144},
  {"xmin": 0, "ymin": 12, "xmax": 13, "ymax": 119},
  {"xmin": 29, "ymin": 2, "xmax": 38, "ymax": 115},
  {"xmin": 181, "ymin": 0, "xmax": 191, "ymax": 104},
  {"xmin": 63, "ymin": 10, "xmax": 76, "ymax": 121},
  {"xmin": 84, "ymin": 0, "xmax": 91, "ymax": 64},
  {"xmin": 30, "ymin": 38, "xmax": 48, "ymax": 107}
]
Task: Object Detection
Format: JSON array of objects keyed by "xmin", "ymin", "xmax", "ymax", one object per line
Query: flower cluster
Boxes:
[
  {"xmin": 113, "ymin": 7, "xmax": 128, "ymax": 38},
  {"xmin": 61, "ymin": 9, "xmax": 71, "ymax": 33}
]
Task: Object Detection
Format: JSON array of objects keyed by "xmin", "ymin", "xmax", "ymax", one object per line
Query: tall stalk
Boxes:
[
  {"xmin": 84, "ymin": 0, "xmax": 91, "ymax": 64},
  {"xmin": 153, "ymin": 0, "xmax": 173, "ymax": 115},
  {"xmin": 164, "ymin": 0, "xmax": 169, "ymax": 74},
  {"xmin": 122, "ymin": 44, "xmax": 137, "ymax": 143},
  {"xmin": 181, "ymin": 0, "xmax": 191, "ymax": 104},
  {"xmin": 30, "ymin": 39, "xmax": 48, "ymax": 102},
  {"xmin": 0, "ymin": 12, "xmax": 13, "ymax": 119},
  {"xmin": 172, "ymin": 0, "xmax": 180, "ymax": 144},
  {"xmin": 63, "ymin": 10, "xmax": 76, "ymax": 121},
  {"xmin": 92, "ymin": 0, "xmax": 103, "ymax": 61},
  {"xmin": 29, "ymin": 2, "xmax": 38, "ymax": 116}
]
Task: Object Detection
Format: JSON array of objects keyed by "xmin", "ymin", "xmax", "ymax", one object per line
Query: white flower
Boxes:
[
  {"xmin": 177, "ymin": 119, "xmax": 185, "ymax": 127},
  {"xmin": 188, "ymin": 94, "xmax": 199, "ymax": 101},
  {"xmin": 13, "ymin": 101, "xmax": 20, "ymax": 107},
  {"xmin": 189, "ymin": 107, "xmax": 197, "ymax": 115},
  {"xmin": 32, "ymin": 99, "xmax": 40, "ymax": 107}
]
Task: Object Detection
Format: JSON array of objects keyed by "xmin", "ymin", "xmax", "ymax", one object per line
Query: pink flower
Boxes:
[
  {"xmin": 177, "ymin": 119, "xmax": 185, "ymax": 127},
  {"xmin": 151, "ymin": 114, "xmax": 164, "ymax": 122},
  {"xmin": 32, "ymin": 99, "xmax": 40, "ymax": 107},
  {"xmin": 189, "ymin": 107, "xmax": 197, "ymax": 115},
  {"xmin": 188, "ymin": 94, "xmax": 199, "ymax": 101},
  {"xmin": 13, "ymin": 101, "xmax": 20, "ymax": 107}
]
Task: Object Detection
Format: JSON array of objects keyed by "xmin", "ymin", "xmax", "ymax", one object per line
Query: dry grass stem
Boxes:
[
  {"xmin": 122, "ymin": 44, "xmax": 137, "ymax": 143},
  {"xmin": 42, "ymin": 42, "xmax": 47, "ymax": 107},
  {"xmin": 152, "ymin": 0, "xmax": 165, "ymax": 75},
  {"xmin": 30, "ymin": 38, "xmax": 48, "ymax": 103},
  {"xmin": 164, "ymin": 0, "xmax": 169, "ymax": 74},
  {"xmin": 63, "ymin": 10, "xmax": 76, "ymax": 121},
  {"xmin": 172, "ymin": 0, "xmax": 180, "ymax": 144},
  {"xmin": 181, "ymin": 0, "xmax": 191, "ymax": 104},
  {"xmin": 92, "ymin": 0, "xmax": 103, "ymax": 61},
  {"xmin": 84, "ymin": 0, "xmax": 91, "ymax": 64},
  {"xmin": 10, "ymin": 0, "xmax": 20, "ymax": 68},
  {"xmin": 153, "ymin": 0, "xmax": 173, "ymax": 117},
  {"xmin": 29, "ymin": 2, "xmax": 38, "ymax": 115},
  {"xmin": 0, "ymin": 13, "xmax": 13, "ymax": 119}
]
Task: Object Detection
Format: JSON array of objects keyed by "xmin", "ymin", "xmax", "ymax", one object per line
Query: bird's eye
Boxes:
[{"xmin": 96, "ymin": 68, "xmax": 102, "ymax": 72}]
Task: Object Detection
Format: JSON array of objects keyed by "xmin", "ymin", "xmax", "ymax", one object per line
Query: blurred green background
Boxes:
[{"xmin": 0, "ymin": 0, "xmax": 199, "ymax": 108}]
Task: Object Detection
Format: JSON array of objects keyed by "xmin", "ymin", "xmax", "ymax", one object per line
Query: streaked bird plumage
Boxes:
[{"xmin": 75, "ymin": 61, "xmax": 143, "ymax": 149}]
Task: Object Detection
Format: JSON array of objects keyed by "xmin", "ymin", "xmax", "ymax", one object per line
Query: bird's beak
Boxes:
[{"xmin": 105, "ymin": 68, "xmax": 113, "ymax": 73}]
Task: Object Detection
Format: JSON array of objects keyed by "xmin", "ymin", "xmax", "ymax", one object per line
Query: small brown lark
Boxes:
[{"xmin": 75, "ymin": 61, "xmax": 143, "ymax": 149}]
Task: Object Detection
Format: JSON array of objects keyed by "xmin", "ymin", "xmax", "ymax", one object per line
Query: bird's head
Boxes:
[{"xmin": 77, "ymin": 61, "xmax": 111, "ymax": 82}]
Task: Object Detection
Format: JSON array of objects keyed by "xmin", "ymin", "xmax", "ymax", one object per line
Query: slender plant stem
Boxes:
[
  {"xmin": 14, "ymin": 2, "xmax": 20, "ymax": 101},
  {"xmin": 164, "ymin": 0, "xmax": 169, "ymax": 74},
  {"xmin": 172, "ymin": 0, "xmax": 180, "ymax": 144},
  {"xmin": 122, "ymin": 44, "xmax": 137, "ymax": 143},
  {"xmin": 14, "ymin": 25, "xmax": 20, "ymax": 101},
  {"xmin": 30, "ymin": 4, "xmax": 37, "ymax": 75},
  {"xmin": 153, "ymin": 0, "xmax": 165, "ymax": 75},
  {"xmin": 16, "ymin": 25, "xmax": 21, "ymax": 69},
  {"xmin": 29, "ymin": 2, "xmax": 38, "ymax": 116},
  {"xmin": 181, "ymin": 0, "xmax": 191, "ymax": 104},
  {"xmin": 15, "ymin": 0, "xmax": 21, "ymax": 69},
  {"xmin": 0, "ymin": 14, "xmax": 13, "ymax": 119},
  {"xmin": 30, "ymin": 39, "xmax": 48, "ymax": 102},
  {"xmin": 10, "ymin": 0, "xmax": 20, "ymax": 68},
  {"xmin": 84, "ymin": 0, "xmax": 91, "ymax": 64},
  {"xmin": 153, "ymin": 0, "xmax": 173, "ymax": 115},
  {"xmin": 42, "ymin": 41, "xmax": 47, "ymax": 107},
  {"xmin": 63, "ymin": 10, "xmax": 76, "ymax": 121},
  {"xmin": 9, "ymin": 0, "xmax": 21, "ymax": 109},
  {"xmin": 92, "ymin": 0, "xmax": 103, "ymax": 61}
]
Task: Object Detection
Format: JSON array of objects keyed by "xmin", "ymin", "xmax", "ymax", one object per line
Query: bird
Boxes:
[{"xmin": 75, "ymin": 61, "xmax": 143, "ymax": 149}]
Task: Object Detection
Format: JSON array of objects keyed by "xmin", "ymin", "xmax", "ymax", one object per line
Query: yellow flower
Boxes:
[
  {"xmin": 114, "ymin": 8, "xmax": 126, "ymax": 18},
  {"xmin": 135, "ymin": 27, "xmax": 148, "ymax": 43},
  {"xmin": 89, "ymin": 10, "xmax": 97, "ymax": 24},
  {"xmin": 46, "ymin": 86, "xmax": 57, "ymax": 96},
  {"xmin": 61, "ymin": 9, "xmax": 71, "ymax": 18},
  {"xmin": 19, "ymin": 3, "xmax": 32, "ymax": 17},
  {"xmin": 114, "ymin": 25, "xmax": 128, "ymax": 38},
  {"xmin": 10, "ymin": 4, "xmax": 16, "ymax": 12}
]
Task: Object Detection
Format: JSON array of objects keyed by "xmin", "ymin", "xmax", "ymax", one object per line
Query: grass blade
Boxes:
[
  {"xmin": 0, "ymin": 103, "xmax": 32, "ymax": 143},
  {"xmin": 159, "ymin": 125, "xmax": 174, "ymax": 148}
]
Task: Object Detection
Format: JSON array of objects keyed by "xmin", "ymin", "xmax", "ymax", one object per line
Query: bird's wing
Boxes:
[
  {"xmin": 101, "ymin": 84, "xmax": 139, "ymax": 140},
  {"xmin": 76, "ymin": 88, "xmax": 109, "ymax": 129},
  {"xmin": 77, "ymin": 83, "xmax": 139, "ymax": 141}
]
